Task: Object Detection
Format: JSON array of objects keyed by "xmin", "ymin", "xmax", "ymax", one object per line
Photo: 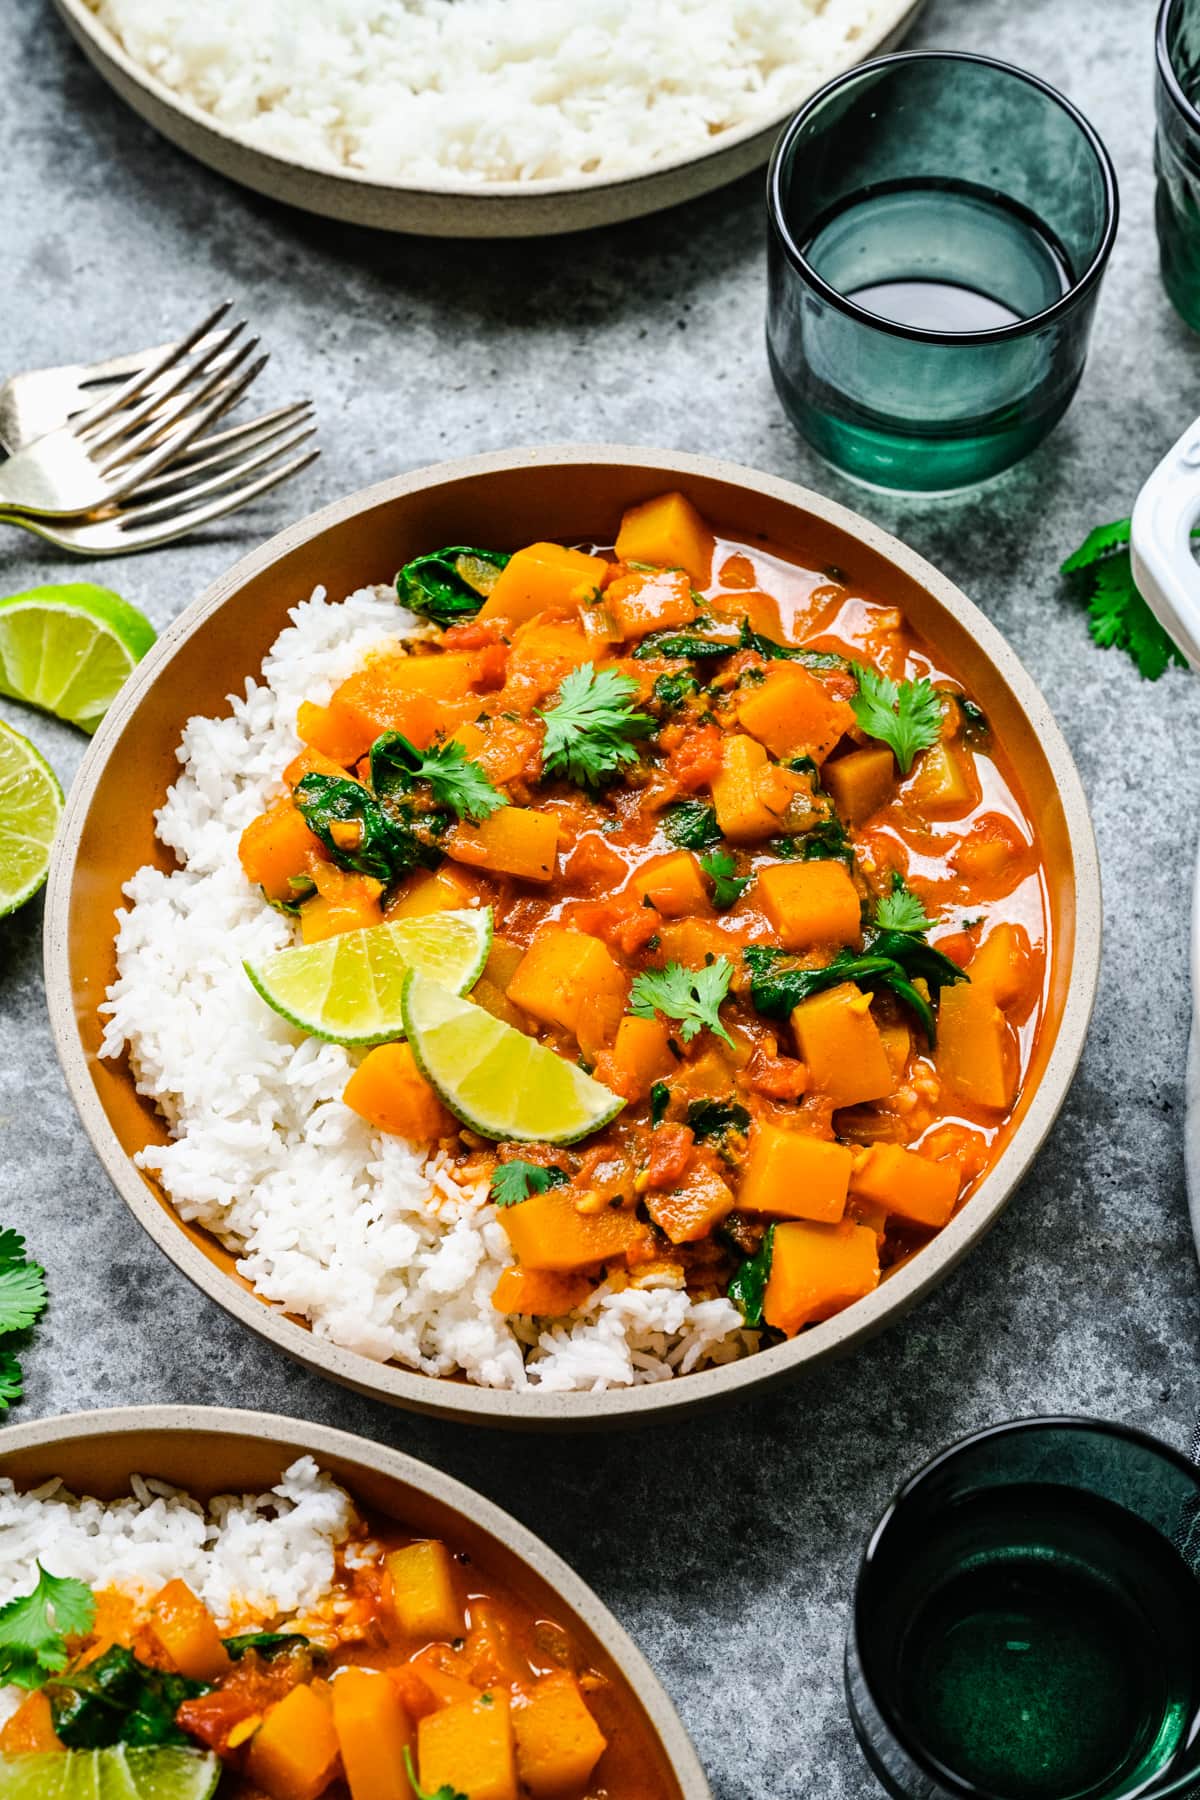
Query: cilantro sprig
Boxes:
[
  {"xmin": 489, "ymin": 1161, "xmax": 567, "ymax": 1209},
  {"xmin": 370, "ymin": 731, "xmax": 507, "ymax": 823},
  {"xmin": 1062, "ymin": 518, "xmax": 1186, "ymax": 682},
  {"xmin": 873, "ymin": 872, "xmax": 933, "ymax": 936},
  {"xmin": 538, "ymin": 665, "xmax": 654, "ymax": 789},
  {"xmin": 0, "ymin": 1230, "xmax": 48, "ymax": 1411},
  {"xmin": 630, "ymin": 957, "xmax": 734, "ymax": 1047},
  {"xmin": 700, "ymin": 851, "xmax": 750, "ymax": 910},
  {"xmin": 850, "ymin": 664, "xmax": 942, "ymax": 775},
  {"xmin": 0, "ymin": 1565, "xmax": 96, "ymax": 1688}
]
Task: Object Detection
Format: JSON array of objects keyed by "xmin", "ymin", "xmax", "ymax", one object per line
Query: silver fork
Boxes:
[
  {"xmin": 0, "ymin": 301, "xmax": 270, "ymax": 518},
  {"xmin": 0, "ymin": 331, "xmax": 225, "ymax": 457},
  {"xmin": 0, "ymin": 405, "xmax": 319, "ymax": 556}
]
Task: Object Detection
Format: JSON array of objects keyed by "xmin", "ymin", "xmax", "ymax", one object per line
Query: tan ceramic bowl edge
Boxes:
[
  {"xmin": 44, "ymin": 444, "xmax": 1102, "ymax": 1429},
  {"xmin": 0, "ymin": 1403, "xmax": 709, "ymax": 1796},
  {"xmin": 50, "ymin": 0, "xmax": 926, "ymax": 237}
]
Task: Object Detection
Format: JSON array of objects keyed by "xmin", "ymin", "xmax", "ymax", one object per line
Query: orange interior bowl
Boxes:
[
  {"xmin": 0, "ymin": 1403, "xmax": 708, "ymax": 1794},
  {"xmin": 44, "ymin": 446, "xmax": 1102, "ymax": 1428}
]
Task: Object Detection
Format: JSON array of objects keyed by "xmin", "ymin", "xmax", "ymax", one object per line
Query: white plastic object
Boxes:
[{"xmin": 1130, "ymin": 413, "xmax": 1200, "ymax": 671}]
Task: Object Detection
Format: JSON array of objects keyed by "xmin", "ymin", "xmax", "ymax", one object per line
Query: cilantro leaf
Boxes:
[
  {"xmin": 630, "ymin": 958, "xmax": 734, "ymax": 1047},
  {"xmin": 489, "ymin": 1161, "xmax": 567, "ymax": 1208},
  {"xmin": 0, "ymin": 1258, "xmax": 46, "ymax": 1336},
  {"xmin": 873, "ymin": 872, "xmax": 933, "ymax": 936},
  {"xmin": 728, "ymin": 1225, "xmax": 775, "ymax": 1327},
  {"xmin": 1061, "ymin": 520, "xmax": 1187, "ymax": 681},
  {"xmin": 850, "ymin": 664, "xmax": 943, "ymax": 775},
  {"xmin": 0, "ymin": 1566, "xmax": 96, "ymax": 1689},
  {"xmin": 405, "ymin": 1744, "xmax": 467, "ymax": 1800},
  {"xmin": 700, "ymin": 851, "xmax": 750, "ymax": 910},
  {"xmin": 538, "ymin": 665, "xmax": 655, "ymax": 789},
  {"xmin": 0, "ymin": 1230, "xmax": 28, "ymax": 1262},
  {"xmin": 369, "ymin": 731, "xmax": 506, "ymax": 823},
  {"xmin": 1060, "ymin": 518, "xmax": 1131, "ymax": 574},
  {"xmin": 0, "ymin": 1349, "xmax": 23, "ymax": 1410}
]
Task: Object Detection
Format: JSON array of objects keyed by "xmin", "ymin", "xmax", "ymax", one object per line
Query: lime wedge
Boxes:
[
  {"xmin": 0, "ymin": 1747, "xmax": 220, "ymax": 1799},
  {"xmin": 0, "ymin": 718, "xmax": 63, "ymax": 916},
  {"xmin": 245, "ymin": 907, "xmax": 492, "ymax": 1046},
  {"xmin": 0, "ymin": 584, "xmax": 156, "ymax": 733},
  {"xmin": 403, "ymin": 971, "xmax": 624, "ymax": 1145}
]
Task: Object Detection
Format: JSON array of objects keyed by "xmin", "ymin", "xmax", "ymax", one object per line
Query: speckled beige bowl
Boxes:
[
  {"xmin": 0, "ymin": 1403, "xmax": 709, "ymax": 1795},
  {"xmin": 50, "ymin": 0, "xmax": 926, "ymax": 238},
  {"xmin": 44, "ymin": 446, "xmax": 1102, "ymax": 1428}
]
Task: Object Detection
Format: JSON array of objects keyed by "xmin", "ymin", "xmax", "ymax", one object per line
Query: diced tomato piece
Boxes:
[
  {"xmin": 667, "ymin": 724, "xmax": 725, "ymax": 793},
  {"xmin": 442, "ymin": 620, "xmax": 506, "ymax": 650},
  {"xmin": 644, "ymin": 1124, "xmax": 695, "ymax": 1190}
]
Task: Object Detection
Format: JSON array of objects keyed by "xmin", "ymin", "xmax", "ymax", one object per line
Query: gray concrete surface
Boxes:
[{"xmin": 2, "ymin": 1, "xmax": 1199, "ymax": 1794}]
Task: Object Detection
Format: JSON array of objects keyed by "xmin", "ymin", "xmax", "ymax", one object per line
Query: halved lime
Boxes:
[
  {"xmin": 403, "ymin": 971, "xmax": 624, "ymax": 1145},
  {"xmin": 0, "ymin": 1747, "xmax": 220, "ymax": 1799},
  {"xmin": 245, "ymin": 907, "xmax": 492, "ymax": 1046},
  {"xmin": 0, "ymin": 719, "xmax": 63, "ymax": 916},
  {"xmin": 0, "ymin": 584, "xmax": 156, "ymax": 733}
]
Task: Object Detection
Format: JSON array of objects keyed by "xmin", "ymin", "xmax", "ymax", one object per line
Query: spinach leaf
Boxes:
[
  {"xmin": 652, "ymin": 671, "xmax": 701, "ymax": 712},
  {"xmin": 662, "ymin": 800, "xmax": 723, "ymax": 851},
  {"xmin": 743, "ymin": 941, "xmax": 955, "ymax": 1047},
  {"xmin": 686, "ymin": 1098, "xmax": 750, "ymax": 1141},
  {"xmin": 632, "ymin": 630, "xmax": 739, "ymax": 662},
  {"xmin": 50, "ymin": 1646, "xmax": 209, "ymax": 1749},
  {"xmin": 737, "ymin": 618, "xmax": 847, "ymax": 670},
  {"xmin": 396, "ymin": 546, "xmax": 510, "ymax": 627},
  {"xmin": 223, "ymin": 1631, "xmax": 313, "ymax": 1661},
  {"xmin": 871, "ymin": 927, "xmax": 966, "ymax": 998},
  {"xmin": 649, "ymin": 1082, "xmax": 671, "ymax": 1127},
  {"xmin": 294, "ymin": 773, "xmax": 441, "ymax": 886},
  {"xmin": 728, "ymin": 1225, "xmax": 775, "ymax": 1328}
]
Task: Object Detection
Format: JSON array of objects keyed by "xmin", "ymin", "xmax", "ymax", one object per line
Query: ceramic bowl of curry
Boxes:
[
  {"xmin": 0, "ymin": 1403, "xmax": 710, "ymax": 1796},
  {"xmin": 45, "ymin": 446, "xmax": 1102, "ymax": 1427}
]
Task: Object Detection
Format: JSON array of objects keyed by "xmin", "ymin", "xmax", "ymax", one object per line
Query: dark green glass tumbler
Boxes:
[
  {"xmin": 766, "ymin": 53, "xmax": 1118, "ymax": 493},
  {"xmin": 1157, "ymin": 0, "xmax": 1200, "ymax": 331},
  {"xmin": 846, "ymin": 1419, "xmax": 1200, "ymax": 1800}
]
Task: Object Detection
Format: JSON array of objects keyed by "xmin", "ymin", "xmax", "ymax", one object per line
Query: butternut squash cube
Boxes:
[
  {"xmin": 763, "ymin": 1219, "xmax": 880, "ymax": 1336},
  {"xmin": 299, "ymin": 865, "xmax": 384, "ymax": 944},
  {"xmin": 615, "ymin": 491, "xmax": 714, "ymax": 586},
  {"xmin": 147, "ymin": 1580, "xmax": 230, "ymax": 1683},
  {"xmin": 388, "ymin": 864, "xmax": 481, "ymax": 921},
  {"xmin": 329, "ymin": 651, "xmax": 494, "ymax": 756},
  {"xmin": 850, "ymin": 1142, "xmax": 961, "ymax": 1229},
  {"xmin": 418, "ymin": 1694, "xmax": 517, "ymax": 1800},
  {"xmin": 967, "ymin": 922, "xmax": 1034, "ymax": 1011},
  {"xmin": 247, "ymin": 1682, "xmax": 341, "ymax": 1800},
  {"xmin": 387, "ymin": 1539, "xmax": 462, "ymax": 1641},
  {"xmin": 492, "ymin": 1266, "xmax": 594, "ymax": 1317},
  {"xmin": 646, "ymin": 1161, "xmax": 736, "ymax": 1244},
  {"xmin": 506, "ymin": 927, "xmax": 627, "ymax": 1049},
  {"xmin": 606, "ymin": 567, "xmax": 697, "ymax": 638},
  {"xmin": 284, "ymin": 742, "xmax": 353, "ymax": 788},
  {"xmin": 738, "ymin": 1123, "xmax": 852, "ymax": 1222},
  {"xmin": 907, "ymin": 742, "xmax": 974, "ymax": 816},
  {"xmin": 478, "ymin": 543, "xmax": 608, "ymax": 623},
  {"xmin": 296, "ymin": 699, "xmax": 364, "ymax": 766},
  {"xmin": 631, "ymin": 851, "xmax": 709, "ymax": 918},
  {"xmin": 737, "ymin": 664, "xmax": 854, "ymax": 763},
  {"xmin": 935, "ymin": 982, "xmax": 1018, "ymax": 1110},
  {"xmin": 238, "ymin": 798, "xmax": 322, "ymax": 904},
  {"xmin": 343, "ymin": 1042, "xmax": 455, "ymax": 1144},
  {"xmin": 499, "ymin": 1190, "xmax": 646, "ymax": 1272},
  {"xmin": 447, "ymin": 807, "xmax": 559, "ymax": 883},
  {"xmin": 609, "ymin": 1013, "xmax": 677, "ymax": 1100},
  {"xmin": 790, "ymin": 983, "xmax": 895, "ymax": 1109},
  {"xmin": 758, "ymin": 860, "xmax": 861, "ymax": 951},
  {"xmin": 507, "ymin": 619, "xmax": 595, "ymax": 696},
  {"xmin": 0, "ymin": 1690, "xmax": 63, "ymax": 1754},
  {"xmin": 331, "ymin": 1668, "xmax": 413, "ymax": 1800},
  {"xmin": 711, "ymin": 734, "xmax": 802, "ymax": 842},
  {"xmin": 823, "ymin": 745, "xmax": 896, "ymax": 824},
  {"xmin": 514, "ymin": 1672, "xmax": 608, "ymax": 1798}
]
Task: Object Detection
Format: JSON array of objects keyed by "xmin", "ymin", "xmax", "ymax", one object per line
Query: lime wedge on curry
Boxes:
[
  {"xmin": 0, "ymin": 718, "xmax": 63, "ymax": 916},
  {"xmin": 0, "ymin": 584, "xmax": 156, "ymax": 733},
  {"xmin": 402, "ymin": 970, "xmax": 624, "ymax": 1144},
  {"xmin": 0, "ymin": 1747, "xmax": 220, "ymax": 1799},
  {"xmin": 245, "ymin": 907, "xmax": 492, "ymax": 1046}
]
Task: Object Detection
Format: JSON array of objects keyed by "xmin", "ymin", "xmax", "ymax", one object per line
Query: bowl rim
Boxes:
[
  {"xmin": 0, "ymin": 1401, "xmax": 712, "ymax": 1796},
  {"xmin": 44, "ymin": 443, "xmax": 1103, "ymax": 1428},
  {"xmin": 51, "ymin": 0, "xmax": 925, "ymax": 209}
]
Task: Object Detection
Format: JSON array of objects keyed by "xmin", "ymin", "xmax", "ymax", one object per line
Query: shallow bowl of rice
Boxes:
[
  {"xmin": 0, "ymin": 1402, "xmax": 709, "ymax": 1793},
  {"xmin": 44, "ymin": 445, "xmax": 1101, "ymax": 1427},
  {"xmin": 51, "ymin": 0, "xmax": 926, "ymax": 237}
]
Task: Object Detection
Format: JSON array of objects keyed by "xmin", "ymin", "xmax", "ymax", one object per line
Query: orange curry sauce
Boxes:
[{"xmin": 237, "ymin": 492, "xmax": 1049, "ymax": 1342}]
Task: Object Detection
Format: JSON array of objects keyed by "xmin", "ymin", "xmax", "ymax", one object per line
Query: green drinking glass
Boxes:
[
  {"xmin": 1157, "ymin": 0, "xmax": 1200, "ymax": 331},
  {"xmin": 846, "ymin": 1418, "xmax": 1200, "ymax": 1800},
  {"xmin": 766, "ymin": 53, "xmax": 1119, "ymax": 493}
]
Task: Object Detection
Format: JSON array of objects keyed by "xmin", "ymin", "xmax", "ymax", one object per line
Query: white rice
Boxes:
[
  {"xmin": 84, "ymin": 0, "xmax": 889, "ymax": 185},
  {"xmin": 0, "ymin": 1457, "xmax": 359, "ymax": 1636},
  {"xmin": 100, "ymin": 585, "xmax": 750, "ymax": 1392}
]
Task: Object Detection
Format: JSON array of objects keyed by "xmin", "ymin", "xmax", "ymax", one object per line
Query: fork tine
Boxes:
[
  {"xmin": 109, "ymin": 449, "xmax": 320, "ymax": 550},
  {"xmin": 120, "ymin": 423, "xmax": 318, "ymax": 521},
  {"xmin": 96, "ymin": 343, "xmax": 264, "ymax": 480},
  {"xmin": 93, "ymin": 336, "xmax": 261, "ymax": 469},
  {"xmin": 95, "ymin": 353, "xmax": 271, "ymax": 499},
  {"xmin": 69, "ymin": 300, "xmax": 233, "ymax": 435},
  {"xmin": 82, "ymin": 322, "xmax": 248, "ymax": 455},
  {"xmin": 132, "ymin": 405, "xmax": 314, "ymax": 498}
]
